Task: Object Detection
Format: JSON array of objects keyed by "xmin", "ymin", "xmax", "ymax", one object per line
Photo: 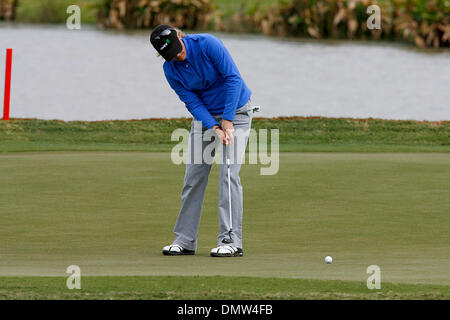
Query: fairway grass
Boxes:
[
  {"xmin": 1, "ymin": 276, "xmax": 449, "ymax": 300},
  {"xmin": 1, "ymin": 152, "xmax": 449, "ymax": 290}
]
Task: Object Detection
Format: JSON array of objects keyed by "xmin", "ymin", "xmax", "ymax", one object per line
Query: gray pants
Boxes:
[{"xmin": 173, "ymin": 100, "xmax": 253, "ymax": 251}]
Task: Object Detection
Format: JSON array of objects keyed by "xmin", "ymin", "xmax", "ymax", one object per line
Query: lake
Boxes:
[{"xmin": 1, "ymin": 24, "xmax": 449, "ymax": 121}]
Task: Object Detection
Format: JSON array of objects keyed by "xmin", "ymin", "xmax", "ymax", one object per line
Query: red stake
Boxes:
[{"xmin": 3, "ymin": 48, "xmax": 13, "ymax": 121}]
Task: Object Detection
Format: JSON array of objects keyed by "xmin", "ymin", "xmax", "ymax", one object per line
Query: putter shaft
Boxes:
[{"xmin": 222, "ymin": 138, "xmax": 234, "ymax": 244}]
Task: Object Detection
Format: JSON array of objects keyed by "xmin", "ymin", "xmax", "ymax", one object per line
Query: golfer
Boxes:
[{"xmin": 150, "ymin": 25, "xmax": 253, "ymax": 257}]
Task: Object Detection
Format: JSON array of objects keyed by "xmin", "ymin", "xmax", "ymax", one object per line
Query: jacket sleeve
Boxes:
[
  {"xmin": 203, "ymin": 35, "xmax": 242, "ymax": 121},
  {"xmin": 164, "ymin": 66, "xmax": 219, "ymax": 129}
]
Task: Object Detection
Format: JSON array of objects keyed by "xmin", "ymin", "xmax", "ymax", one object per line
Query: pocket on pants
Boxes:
[
  {"xmin": 235, "ymin": 100, "xmax": 252, "ymax": 115},
  {"xmin": 232, "ymin": 109, "xmax": 252, "ymax": 128}
]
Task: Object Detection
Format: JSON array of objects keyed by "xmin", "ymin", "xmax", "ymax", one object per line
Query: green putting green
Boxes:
[{"xmin": 0, "ymin": 152, "xmax": 449, "ymax": 298}]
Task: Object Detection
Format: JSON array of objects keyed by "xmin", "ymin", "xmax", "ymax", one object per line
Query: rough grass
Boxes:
[
  {"xmin": 1, "ymin": 276, "xmax": 449, "ymax": 300},
  {"xmin": 0, "ymin": 118, "xmax": 448, "ymax": 153}
]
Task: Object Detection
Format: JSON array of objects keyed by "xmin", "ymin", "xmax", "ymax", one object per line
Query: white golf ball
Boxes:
[{"xmin": 325, "ymin": 256, "xmax": 333, "ymax": 264}]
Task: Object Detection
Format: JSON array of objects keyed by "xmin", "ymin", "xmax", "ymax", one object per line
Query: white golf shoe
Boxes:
[
  {"xmin": 210, "ymin": 245, "xmax": 243, "ymax": 257},
  {"xmin": 162, "ymin": 244, "xmax": 195, "ymax": 256}
]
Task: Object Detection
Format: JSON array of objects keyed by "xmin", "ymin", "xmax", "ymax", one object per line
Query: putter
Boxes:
[
  {"xmin": 222, "ymin": 135, "xmax": 234, "ymax": 244},
  {"xmin": 222, "ymin": 105, "xmax": 260, "ymax": 244}
]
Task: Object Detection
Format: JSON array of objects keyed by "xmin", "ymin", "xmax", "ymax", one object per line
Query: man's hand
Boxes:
[
  {"xmin": 221, "ymin": 120, "xmax": 234, "ymax": 145},
  {"xmin": 212, "ymin": 125, "xmax": 227, "ymax": 145}
]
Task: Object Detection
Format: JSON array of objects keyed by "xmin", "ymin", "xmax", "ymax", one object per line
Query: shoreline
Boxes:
[{"xmin": 5, "ymin": 117, "xmax": 449, "ymax": 124}]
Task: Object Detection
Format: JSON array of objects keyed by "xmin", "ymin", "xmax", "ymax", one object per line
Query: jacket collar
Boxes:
[{"xmin": 181, "ymin": 36, "xmax": 190, "ymax": 62}]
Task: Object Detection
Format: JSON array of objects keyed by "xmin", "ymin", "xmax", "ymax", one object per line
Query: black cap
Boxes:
[{"xmin": 150, "ymin": 25, "xmax": 182, "ymax": 62}]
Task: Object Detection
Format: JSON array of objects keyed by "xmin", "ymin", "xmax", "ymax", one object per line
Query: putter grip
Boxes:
[{"xmin": 226, "ymin": 139, "xmax": 231, "ymax": 165}]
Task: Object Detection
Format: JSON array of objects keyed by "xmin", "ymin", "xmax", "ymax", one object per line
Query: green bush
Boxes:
[
  {"xmin": 11, "ymin": 0, "xmax": 450, "ymax": 48},
  {"xmin": 0, "ymin": 0, "xmax": 18, "ymax": 21},
  {"xmin": 97, "ymin": 0, "xmax": 216, "ymax": 30},
  {"xmin": 257, "ymin": 0, "xmax": 449, "ymax": 48}
]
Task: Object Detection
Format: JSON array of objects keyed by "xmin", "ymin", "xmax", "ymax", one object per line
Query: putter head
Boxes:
[
  {"xmin": 252, "ymin": 106, "xmax": 261, "ymax": 113},
  {"xmin": 222, "ymin": 238, "xmax": 234, "ymax": 244}
]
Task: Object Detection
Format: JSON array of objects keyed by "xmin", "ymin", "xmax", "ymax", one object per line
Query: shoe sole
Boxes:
[
  {"xmin": 210, "ymin": 252, "xmax": 243, "ymax": 257},
  {"xmin": 163, "ymin": 250, "xmax": 195, "ymax": 256}
]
